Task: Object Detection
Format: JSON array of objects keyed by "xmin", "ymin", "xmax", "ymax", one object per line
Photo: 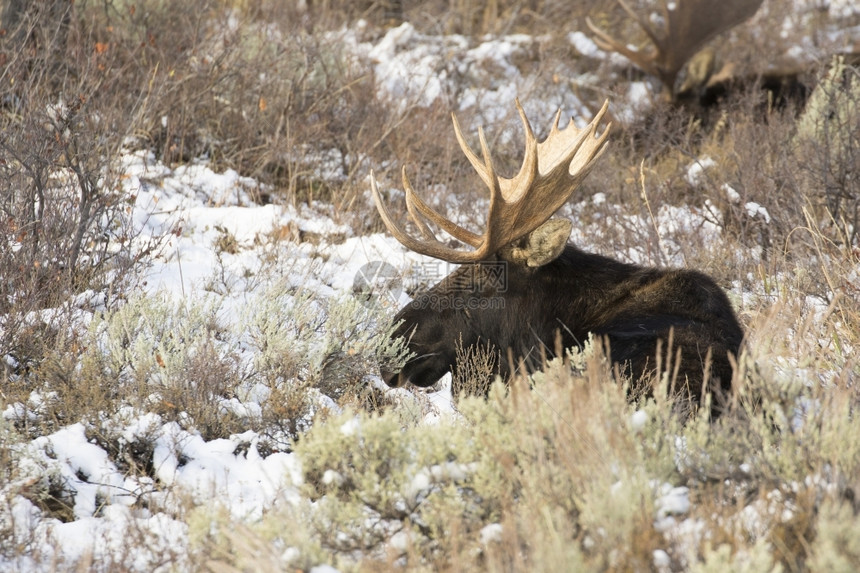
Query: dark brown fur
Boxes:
[{"xmin": 382, "ymin": 243, "xmax": 744, "ymax": 415}]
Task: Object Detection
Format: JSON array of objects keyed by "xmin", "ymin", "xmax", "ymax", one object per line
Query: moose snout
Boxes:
[{"xmin": 380, "ymin": 368, "xmax": 402, "ymax": 387}]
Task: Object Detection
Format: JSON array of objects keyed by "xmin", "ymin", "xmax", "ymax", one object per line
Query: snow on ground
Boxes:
[
  {"xmin": 2, "ymin": 149, "xmax": 458, "ymax": 571},
  {"xmin": 2, "ymin": 144, "xmax": 731, "ymax": 570},
  {"xmin": 2, "ymin": 7, "xmax": 858, "ymax": 569},
  {"xmin": 341, "ymin": 20, "xmax": 599, "ymax": 129}
]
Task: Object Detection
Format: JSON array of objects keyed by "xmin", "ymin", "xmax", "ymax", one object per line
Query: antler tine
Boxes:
[
  {"xmin": 401, "ymin": 167, "xmax": 482, "ymax": 246},
  {"xmin": 483, "ymin": 98, "xmax": 610, "ymax": 253},
  {"xmin": 619, "ymin": 0, "xmax": 660, "ymax": 49},
  {"xmin": 371, "ymin": 170, "xmax": 479, "ymax": 261},
  {"xmin": 452, "ymin": 113, "xmax": 494, "ymax": 191},
  {"xmin": 403, "ymin": 183, "xmax": 436, "ymax": 242},
  {"xmin": 372, "ymin": 101, "xmax": 611, "ymax": 264},
  {"xmin": 550, "ymin": 108, "xmax": 562, "ymax": 133},
  {"xmin": 510, "ymin": 99, "xmax": 539, "ymax": 202},
  {"xmin": 567, "ymin": 99, "xmax": 611, "ymax": 175},
  {"xmin": 371, "ymin": 171, "xmax": 428, "ymax": 249},
  {"xmin": 586, "ymin": 14, "xmax": 660, "ymax": 79}
]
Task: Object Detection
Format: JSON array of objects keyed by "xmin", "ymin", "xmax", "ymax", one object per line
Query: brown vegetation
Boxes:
[{"xmin": 0, "ymin": 0, "xmax": 858, "ymax": 570}]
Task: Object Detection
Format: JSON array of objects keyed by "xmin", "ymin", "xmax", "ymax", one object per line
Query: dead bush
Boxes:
[
  {"xmin": 453, "ymin": 335, "xmax": 500, "ymax": 399},
  {"xmin": 795, "ymin": 56, "xmax": 860, "ymax": 247},
  {"xmin": 0, "ymin": 0, "xmax": 164, "ymax": 383}
]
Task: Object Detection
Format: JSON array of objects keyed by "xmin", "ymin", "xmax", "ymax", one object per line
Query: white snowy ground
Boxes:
[
  {"xmin": 6, "ymin": 150, "xmax": 716, "ymax": 571},
  {"xmin": 2, "ymin": 5, "xmax": 859, "ymax": 570}
]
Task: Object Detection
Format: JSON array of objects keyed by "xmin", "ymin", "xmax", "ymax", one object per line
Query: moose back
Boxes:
[{"xmin": 371, "ymin": 100, "xmax": 743, "ymax": 413}]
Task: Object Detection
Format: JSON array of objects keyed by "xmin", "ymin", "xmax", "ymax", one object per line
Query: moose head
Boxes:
[{"xmin": 371, "ymin": 101, "xmax": 743, "ymax": 412}]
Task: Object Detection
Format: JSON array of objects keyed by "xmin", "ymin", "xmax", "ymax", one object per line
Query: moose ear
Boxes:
[{"xmin": 501, "ymin": 218, "xmax": 572, "ymax": 267}]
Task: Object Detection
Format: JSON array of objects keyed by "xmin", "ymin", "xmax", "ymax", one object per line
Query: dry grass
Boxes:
[
  {"xmin": 209, "ymin": 314, "xmax": 858, "ymax": 571},
  {"xmin": 1, "ymin": 0, "xmax": 859, "ymax": 570}
]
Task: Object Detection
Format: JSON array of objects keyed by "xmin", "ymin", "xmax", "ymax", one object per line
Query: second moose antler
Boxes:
[
  {"xmin": 371, "ymin": 100, "xmax": 611, "ymax": 263},
  {"xmin": 586, "ymin": 0, "xmax": 764, "ymax": 101}
]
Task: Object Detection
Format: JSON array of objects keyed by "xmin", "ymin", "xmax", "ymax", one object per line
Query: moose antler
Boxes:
[
  {"xmin": 371, "ymin": 100, "xmax": 611, "ymax": 263},
  {"xmin": 586, "ymin": 0, "xmax": 764, "ymax": 100}
]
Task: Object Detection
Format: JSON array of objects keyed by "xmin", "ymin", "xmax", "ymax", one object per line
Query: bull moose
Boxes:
[{"xmin": 371, "ymin": 100, "xmax": 743, "ymax": 414}]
